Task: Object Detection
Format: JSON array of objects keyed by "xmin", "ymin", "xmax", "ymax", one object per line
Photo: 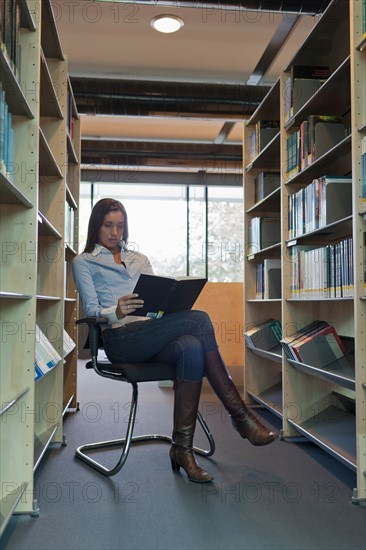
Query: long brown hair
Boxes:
[{"xmin": 83, "ymin": 198, "xmax": 129, "ymax": 253}]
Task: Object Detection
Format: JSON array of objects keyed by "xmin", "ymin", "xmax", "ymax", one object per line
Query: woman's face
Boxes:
[{"xmin": 97, "ymin": 210, "xmax": 125, "ymax": 251}]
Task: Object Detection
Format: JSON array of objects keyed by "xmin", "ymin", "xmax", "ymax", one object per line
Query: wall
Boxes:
[{"xmin": 194, "ymin": 282, "xmax": 244, "ymax": 387}]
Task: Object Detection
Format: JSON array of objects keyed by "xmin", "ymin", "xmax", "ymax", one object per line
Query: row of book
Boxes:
[
  {"xmin": 247, "ymin": 216, "xmax": 280, "ymax": 255},
  {"xmin": 244, "ymin": 319, "xmax": 282, "ymax": 351},
  {"xmin": 290, "ymin": 237, "xmax": 354, "ymax": 299},
  {"xmin": 244, "ymin": 318, "xmax": 346, "ymax": 369},
  {"xmin": 281, "ymin": 320, "xmax": 345, "ymax": 368},
  {"xmin": 286, "ymin": 115, "xmax": 347, "ymax": 179},
  {"xmin": 288, "ymin": 175, "xmax": 352, "ymax": 239},
  {"xmin": 255, "ymin": 259, "xmax": 281, "ymax": 300},
  {"xmin": 1, "ymin": 0, "xmax": 22, "ymax": 81},
  {"xmin": 247, "ymin": 120, "xmax": 279, "ymax": 162},
  {"xmin": 284, "ymin": 65, "xmax": 331, "ymax": 122},
  {"xmin": 35, "ymin": 326, "xmax": 76, "ymax": 382},
  {"xmin": 0, "ymin": 84, "xmax": 14, "ymax": 180}
]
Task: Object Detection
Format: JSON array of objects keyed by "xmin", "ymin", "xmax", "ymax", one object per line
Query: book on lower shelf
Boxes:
[
  {"xmin": 244, "ymin": 319, "xmax": 282, "ymax": 351},
  {"xmin": 132, "ymin": 274, "xmax": 207, "ymax": 318},
  {"xmin": 35, "ymin": 324, "xmax": 62, "ymax": 380},
  {"xmin": 281, "ymin": 320, "xmax": 346, "ymax": 368}
]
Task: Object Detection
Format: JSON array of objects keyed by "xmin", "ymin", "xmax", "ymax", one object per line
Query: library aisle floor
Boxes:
[{"xmin": 3, "ymin": 360, "xmax": 366, "ymax": 550}]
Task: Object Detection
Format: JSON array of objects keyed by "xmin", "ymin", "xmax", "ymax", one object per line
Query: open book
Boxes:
[{"xmin": 133, "ymin": 274, "xmax": 207, "ymax": 318}]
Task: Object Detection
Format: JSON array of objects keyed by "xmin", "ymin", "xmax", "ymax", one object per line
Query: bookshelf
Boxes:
[
  {"xmin": 0, "ymin": 0, "xmax": 80, "ymax": 535},
  {"xmin": 243, "ymin": 78, "xmax": 283, "ymax": 419},
  {"xmin": 243, "ymin": 0, "xmax": 366, "ymax": 504}
]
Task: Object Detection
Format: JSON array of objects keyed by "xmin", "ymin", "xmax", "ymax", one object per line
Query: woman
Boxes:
[{"xmin": 72, "ymin": 198, "xmax": 278, "ymax": 483}]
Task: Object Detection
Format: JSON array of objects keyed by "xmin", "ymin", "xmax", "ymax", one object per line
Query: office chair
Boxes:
[{"xmin": 75, "ymin": 317, "xmax": 216, "ymax": 477}]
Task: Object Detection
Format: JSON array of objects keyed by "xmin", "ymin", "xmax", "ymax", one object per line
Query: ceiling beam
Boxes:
[
  {"xmin": 81, "ymin": 168, "xmax": 243, "ymax": 186},
  {"xmin": 111, "ymin": 1, "xmax": 331, "ymax": 16},
  {"xmin": 81, "ymin": 138, "xmax": 242, "ymax": 169},
  {"xmin": 71, "ymin": 78, "xmax": 270, "ymax": 118}
]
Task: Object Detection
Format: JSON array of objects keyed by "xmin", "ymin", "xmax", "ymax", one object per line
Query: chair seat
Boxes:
[{"xmin": 86, "ymin": 359, "xmax": 177, "ymax": 383}]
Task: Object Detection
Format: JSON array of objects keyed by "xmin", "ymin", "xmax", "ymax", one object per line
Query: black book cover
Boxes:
[{"xmin": 133, "ymin": 274, "xmax": 207, "ymax": 318}]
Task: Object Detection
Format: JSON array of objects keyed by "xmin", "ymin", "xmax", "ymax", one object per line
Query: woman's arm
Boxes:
[{"xmin": 72, "ymin": 256, "xmax": 119, "ymax": 322}]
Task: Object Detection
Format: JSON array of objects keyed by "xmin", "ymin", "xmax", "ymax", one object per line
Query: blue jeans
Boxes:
[{"xmin": 103, "ymin": 310, "xmax": 218, "ymax": 381}]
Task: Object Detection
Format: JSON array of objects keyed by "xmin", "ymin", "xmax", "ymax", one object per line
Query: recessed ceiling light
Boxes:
[{"xmin": 151, "ymin": 15, "xmax": 184, "ymax": 34}]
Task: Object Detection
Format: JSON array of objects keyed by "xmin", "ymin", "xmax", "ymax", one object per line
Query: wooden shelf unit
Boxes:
[
  {"xmin": 0, "ymin": 0, "xmax": 80, "ymax": 536},
  {"xmin": 242, "ymin": 0, "xmax": 366, "ymax": 505}
]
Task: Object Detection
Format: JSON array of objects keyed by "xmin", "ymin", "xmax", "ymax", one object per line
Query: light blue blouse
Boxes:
[{"xmin": 72, "ymin": 244, "xmax": 154, "ymax": 326}]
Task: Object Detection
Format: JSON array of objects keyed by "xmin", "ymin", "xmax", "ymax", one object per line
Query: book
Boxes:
[
  {"xmin": 132, "ymin": 274, "xmax": 207, "ymax": 318},
  {"xmin": 292, "ymin": 323, "xmax": 346, "ymax": 368},
  {"xmin": 280, "ymin": 320, "xmax": 328, "ymax": 360},
  {"xmin": 244, "ymin": 319, "xmax": 282, "ymax": 351}
]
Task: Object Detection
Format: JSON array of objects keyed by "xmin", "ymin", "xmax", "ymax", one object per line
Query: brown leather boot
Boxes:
[
  {"xmin": 205, "ymin": 349, "xmax": 278, "ymax": 446},
  {"xmin": 170, "ymin": 379, "xmax": 214, "ymax": 483}
]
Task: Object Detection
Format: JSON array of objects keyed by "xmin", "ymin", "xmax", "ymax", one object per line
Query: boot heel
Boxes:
[{"xmin": 170, "ymin": 458, "xmax": 180, "ymax": 472}]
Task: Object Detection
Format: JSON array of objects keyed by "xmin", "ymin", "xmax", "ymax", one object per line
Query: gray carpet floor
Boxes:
[{"xmin": 2, "ymin": 361, "xmax": 366, "ymax": 550}]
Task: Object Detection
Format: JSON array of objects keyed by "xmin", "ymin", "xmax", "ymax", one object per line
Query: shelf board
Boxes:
[
  {"xmin": 0, "ymin": 481, "xmax": 28, "ymax": 538},
  {"xmin": 19, "ymin": 1, "xmax": 36, "ymax": 31},
  {"xmin": 246, "ymin": 344, "xmax": 283, "ymax": 364},
  {"xmin": 41, "ymin": 1, "xmax": 64, "ymax": 60},
  {"xmin": 247, "ymin": 381, "xmax": 283, "ymax": 418},
  {"xmin": 0, "ymin": 172, "xmax": 33, "ymax": 207},
  {"xmin": 247, "ymin": 298, "xmax": 281, "ymax": 303},
  {"xmin": 286, "ymin": 215, "xmax": 353, "ymax": 246},
  {"xmin": 37, "ymin": 211, "xmax": 62, "ymax": 238},
  {"xmin": 39, "ymin": 128, "xmax": 64, "ymax": 179},
  {"xmin": 246, "ymin": 187, "xmax": 281, "ymax": 214},
  {"xmin": 286, "ymin": 134, "xmax": 352, "ymax": 186},
  {"xmin": 246, "ymin": 79, "xmax": 280, "ymax": 125},
  {"xmin": 247, "ymin": 242, "xmax": 281, "ymax": 261},
  {"xmin": 65, "ymin": 243, "xmax": 77, "ymax": 256},
  {"xmin": 288, "ymin": 405, "xmax": 356, "ymax": 471},
  {"xmin": 66, "ymin": 186, "xmax": 78, "ymax": 210},
  {"xmin": 34, "ymin": 424, "xmax": 59, "ymax": 472},
  {"xmin": 36, "ymin": 294, "xmax": 62, "ymax": 301},
  {"xmin": 285, "ymin": 1, "xmax": 347, "ymax": 70},
  {"xmin": 67, "ymin": 132, "xmax": 79, "ymax": 164},
  {"xmin": 245, "ymin": 132, "xmax": 280, "ymax": 172},
  {"xmin": 63, "ymin": 393, "xmax": 75, "ymax": 417},
  {"xmin": 0, "ymin": 48, "xmax": 34, "ymax": 118},
  {"xmin": 288, "ymin": 351, "xmax": 355, "ymax": 391},
  {"xmin": 40, "ymin": 50, "xmax": 63, "ymax": 119},
  {"xmin": 0, "ymin": 387, "xmax": 30, "ymax": 417},
  {"xmin": 67, "ymin": 76, "xmax": 80, "ymax": 119},
  {"xmin": 0, "ymin": 291, "xmax": 32, "ymax": 300},
  {"xmin": 285, "ymin": 57, "xmax": 351, "ymax": 130}
]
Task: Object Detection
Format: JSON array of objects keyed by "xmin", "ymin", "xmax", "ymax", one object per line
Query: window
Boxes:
[{"xmin": 79, "ymin": 182, "xmax": 243, "ymax": 282}]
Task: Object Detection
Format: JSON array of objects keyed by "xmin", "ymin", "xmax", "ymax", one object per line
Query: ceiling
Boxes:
[{"xmin": 51, "ymin": 0, "xmax": 331, "ymax": 180}]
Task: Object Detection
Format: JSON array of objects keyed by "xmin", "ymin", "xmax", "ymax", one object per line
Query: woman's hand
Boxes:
[{"xmin": 116, "ymin": 293, "xmax": 144, "ymax": 319}]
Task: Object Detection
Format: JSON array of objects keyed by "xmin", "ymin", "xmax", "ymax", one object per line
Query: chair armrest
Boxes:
[{"xmin": 76, "ymin": 317, "xmax": 109, "ymax": 356}]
